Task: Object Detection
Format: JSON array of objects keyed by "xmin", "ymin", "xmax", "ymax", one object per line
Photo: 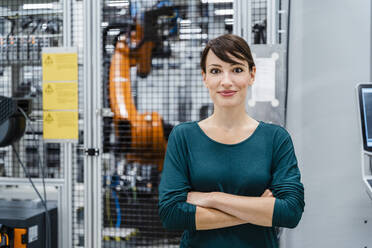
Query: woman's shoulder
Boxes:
[
  {"xmin": 169, "ymin": 121, "xmax": 198, "ymax": 137},
  {"xmin": 260, "ymin": 121, "xmax": 291, "ymax": 139},
  {"xmin": 174, "ymin": 121, "xmax": 196, "ymax": 128},
  {"xmin": 172, "ymin": 121, "xmax": 196, "ymax": 132}
]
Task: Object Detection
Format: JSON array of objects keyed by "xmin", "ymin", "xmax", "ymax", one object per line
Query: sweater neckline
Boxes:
[{"xmin": 193, "ymin": 120, "xmax": 263, "ymax": 147}]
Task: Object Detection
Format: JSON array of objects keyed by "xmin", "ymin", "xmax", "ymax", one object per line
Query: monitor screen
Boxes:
[{"xmin": 358, "ymin": 84, "xmax": 372, "ymax": 152}]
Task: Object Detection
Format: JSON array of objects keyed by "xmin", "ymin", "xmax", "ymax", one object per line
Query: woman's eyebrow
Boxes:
[
  {"xmin": 208, "ymin": 63, "xmax": 246, "ymax": 67},
  {"xmin": 208, "ymin": 64, "xmax": 222, "ymax": 67},
  {"xmin": 231, "ymin": 62, "xmax": 246, "ymax": 67}
]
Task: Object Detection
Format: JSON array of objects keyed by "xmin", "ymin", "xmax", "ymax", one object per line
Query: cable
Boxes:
[
  {"xmin": 18, "ymin": 108, "xmax": 47, "ymax": 205},
  {"xmin": 112, "ymin": 190, "xmax": 121, "ymax": 228},
  {"xmin": 14, "ymin": 108, "xmax": 51, "ymax": 248},
  {"xmin": 11, "ymin": 144, "xmax": 51, "ymax": 248}
]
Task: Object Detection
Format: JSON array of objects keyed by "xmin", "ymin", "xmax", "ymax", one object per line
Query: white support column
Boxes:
[
  {"xmin": 92, "ymin": 0, "xmax": 103, "ymax": 247},
  {"xmin": 233, "ymin": 0, "xmax": 241, "ymax": 36},
  {"xmin": 267, "ymin": 0, "xmax": 277, "ymax": 45},
  {"xmin": 63, "ymin": 0, "xmax": 73, "ymax": 247},
  {"xmin": 63, "ymin": 0, "xmax": 72, "ymax": 47},
  {"xmin": 83, "ymin": 0, "xmax": 94, "ymax": 247},
  {"xmin": 64, "ymin": 143, "xmax": 73, "ymax": 248}
]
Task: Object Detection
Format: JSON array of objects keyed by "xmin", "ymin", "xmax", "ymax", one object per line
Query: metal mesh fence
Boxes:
[
  {"xmin": 252, "ymin": 0, "xmax": 267, "ymax": 44},
  {"xmin": 250, "ymin": 0, "xmax": 287, "ymax": 45},
  {"xmin": 0, "ymin": 1, "xmax": 64, "ymax": 177},
  {"xmin": 0, "ymin": 1, "xmax": 84, "ymax": 247},
  {"xmin": 71, "ymin": 0, "xmax": 85, "ymax": 247},
  {"xmin": 100, "ymin": 0, "xmax": 233, "ymax": 247},
  {"xmin": 72, "ymin": 146, "xmax": 85, "ymax": 247}
]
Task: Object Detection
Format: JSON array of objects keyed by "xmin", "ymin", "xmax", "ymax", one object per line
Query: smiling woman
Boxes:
[
  {"xmin": 201, "ymin": 49, "xmax": 255, "ymax": 110},
  {"xmin": 200, "ymin": 34, "xmax": 256, "ymax": 113},
  {"xmin": 158, "ymin": 34, "xmax": 305, "ymax": 248}
]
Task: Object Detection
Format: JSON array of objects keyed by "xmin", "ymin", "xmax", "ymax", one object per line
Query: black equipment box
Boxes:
[{"xmin": 0, "ymin": 200, "xmax": 58, "ymax": 248}]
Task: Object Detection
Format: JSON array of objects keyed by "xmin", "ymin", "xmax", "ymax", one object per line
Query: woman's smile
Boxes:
[{"xmin": 218, "ymin": 91, "xmax": 237, "ymax": 97}]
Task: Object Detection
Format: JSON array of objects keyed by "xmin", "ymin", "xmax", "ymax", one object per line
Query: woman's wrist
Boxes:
[{"xmin": 208, "ymin": 191, "xmax": 222, "ymax": 208}]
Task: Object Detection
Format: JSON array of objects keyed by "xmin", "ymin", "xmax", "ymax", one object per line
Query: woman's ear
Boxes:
[
  {"xmin": 248, "ymin": 66, "xmax": 256, "ymax": 86},
  {"xmin": 201, "ymin": 70, "xmax": 207, "ymax": 87}
]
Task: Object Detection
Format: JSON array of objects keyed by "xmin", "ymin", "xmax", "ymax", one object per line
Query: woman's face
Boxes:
[{"xmin": 202, "ymin": 50, "xmax": 256, "ymax": 109}]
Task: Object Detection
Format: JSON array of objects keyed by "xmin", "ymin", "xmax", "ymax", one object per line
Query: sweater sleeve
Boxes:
[
  {"xmin": 158, "ymin": 125, "xmax": 196, "ymax": 231},
  {"xmin": 269, "ymin": 127, "xmax": 305, "ymax": 228}
]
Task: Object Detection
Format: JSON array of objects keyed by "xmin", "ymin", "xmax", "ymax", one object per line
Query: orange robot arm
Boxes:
[{"xmin": 109, "ymin": 24, "xmax": 167, "ymax": 171}]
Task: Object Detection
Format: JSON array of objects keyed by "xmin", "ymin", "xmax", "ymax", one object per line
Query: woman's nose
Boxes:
[{"xmin": 221, "ymin": 72, "xmax": 233, "ymax": 87}]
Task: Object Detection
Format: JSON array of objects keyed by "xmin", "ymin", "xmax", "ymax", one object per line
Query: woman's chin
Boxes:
[{"xmin": 215, "ymin": 102, "xmax": 242, "ymax": 108}]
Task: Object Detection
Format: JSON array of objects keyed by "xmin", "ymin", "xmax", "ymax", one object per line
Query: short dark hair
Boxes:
[{"xmin": 200, "ymin": 34, "xmax": 255, "ymax": 73}]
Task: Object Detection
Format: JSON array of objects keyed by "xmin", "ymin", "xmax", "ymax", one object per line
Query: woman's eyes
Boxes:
[
  {"xmin": 233, "ymin": 67, "xmax": 243, "ymax": 73},
  {"xmin": 209, "ymin": 67, "xmax": 244, "ymax": 74},
  {"xmin": 210, "ymin": 68, "xmax": 220, "ymax": 74}
]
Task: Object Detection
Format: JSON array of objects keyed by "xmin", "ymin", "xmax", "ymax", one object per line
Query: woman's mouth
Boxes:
[{"xmin": 218, "ymin": 91, "xmax": 237, "ymax": 97}]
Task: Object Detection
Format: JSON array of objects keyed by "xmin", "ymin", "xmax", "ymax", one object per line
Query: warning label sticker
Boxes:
[{"xmin": 28, "ymin": 225, "xmax": 38, "ymax": 243}]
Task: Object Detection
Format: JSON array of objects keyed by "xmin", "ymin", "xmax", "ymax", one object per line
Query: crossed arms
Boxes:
[
  {"xmin": 158, "ymin": 126, "xmax": 305, "ymax": 231},
  {"xmin": 186, "ymin": 189, "xmax": 275, "ymax": 230}
]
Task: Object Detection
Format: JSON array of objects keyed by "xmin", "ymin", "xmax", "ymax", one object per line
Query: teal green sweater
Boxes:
[{"xmin": 158, "ymin": 121, "xmax": 305, "ymax": 248}]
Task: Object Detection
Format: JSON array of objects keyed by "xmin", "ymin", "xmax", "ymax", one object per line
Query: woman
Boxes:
[{"xmin": 158, "ymin": 34, "xmax": 305, "ymax": 247}]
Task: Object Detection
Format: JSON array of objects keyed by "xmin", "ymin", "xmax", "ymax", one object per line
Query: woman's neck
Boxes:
[{"xmin": 207, "ymin": 105, "xmax": 256, "ymax": 131}]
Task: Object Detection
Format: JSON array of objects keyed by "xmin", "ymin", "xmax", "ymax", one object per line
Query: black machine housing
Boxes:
[
  {"xmin": 0, "ymin": 200, "xmax": 57, "ymax": 248},
  {"xmin": 0, "ymin": 96, "xmax": 32, "ymax": 148}
]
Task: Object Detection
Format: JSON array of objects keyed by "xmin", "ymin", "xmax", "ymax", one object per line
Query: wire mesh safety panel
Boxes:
[
  {"xmin": 250, "ymin": 0, "xmax": 287, "ymax": 45},
  {"xmin": 0, "ymin": 1, "xmax": 85, "ymax": 247},
  {"xmin": 0, "ymin": 0, "xmax": 64, "ymax": 179},
  {"xmin": 100, "ymin": 0, "xmax": 233, "ymax": 247},
  {"xmin": 246, "ymin": 0, "xmax": 289, "ymax": 126},
  {"xmin": 252, "ymin": 0, "xmax": 267, "ymax": 44},
  {"xmin": 71, "ymin": 0, "xmax": 85, "ymax": 247}
]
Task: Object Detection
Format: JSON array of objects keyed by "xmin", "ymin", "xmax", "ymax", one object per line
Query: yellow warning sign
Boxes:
[
  {"xmin": 43, "ymin": 111, "xmax": 78, "ymax": 140},
  {"xmin": 42, "ymin": 52, "xmax": 78, "ymax": 81},
  {"xmin": 43, "ymin": 82, "xmax": 78, "ymax": 110}
]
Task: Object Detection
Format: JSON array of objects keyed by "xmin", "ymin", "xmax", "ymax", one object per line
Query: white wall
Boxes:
[{"xmin": 285, "ymin": 0, "xmax": 372, "ymax": 247}]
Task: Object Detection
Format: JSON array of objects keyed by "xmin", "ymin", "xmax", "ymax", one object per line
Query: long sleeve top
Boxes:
[{"xmin": 158, "ymin": 121, "xmax": 305, "ymax": 248}]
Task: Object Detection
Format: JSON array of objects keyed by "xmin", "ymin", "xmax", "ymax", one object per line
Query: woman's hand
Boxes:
[
  {"xmin": 261, "ymin": 189, "xmax": 273, "ymax": 197},
  {"xmin": 187, "ymin": 191, "xmax": 213, "ymax": 208}
]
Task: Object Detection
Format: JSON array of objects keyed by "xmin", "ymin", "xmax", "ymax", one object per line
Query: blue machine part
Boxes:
[
  {"xmin": 112, "ymin": 190, "xmax": 121, "ymax": 227},
  {"xmin": 156, "ymin": 0, "xmax": 179, "ymax": 36}
]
